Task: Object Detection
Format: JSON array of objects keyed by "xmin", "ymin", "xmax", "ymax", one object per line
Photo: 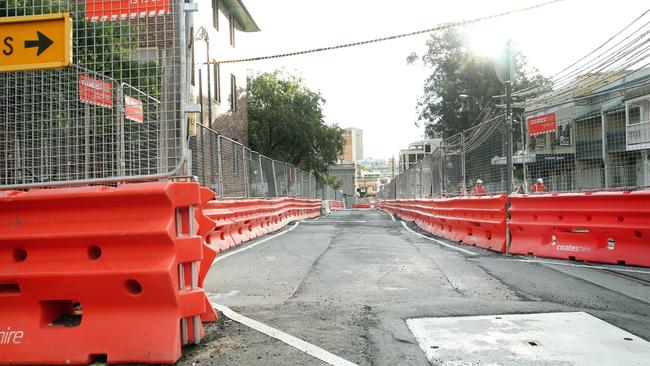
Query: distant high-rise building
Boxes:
[
  {"xmin": 340, "ymin": 128, "xmax": 363, "ymax": 163},
  {"xmin": 399, "ymin": 139, "xmax": 442, "ymax": 172}
]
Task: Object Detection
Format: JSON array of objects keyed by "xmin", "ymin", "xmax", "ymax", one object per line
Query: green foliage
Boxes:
[
  {"xmin": 1, "ymin": 0, "xmax": 160, "ymax": 96},
  {"xmin": 248, "ymin": 71, "xmax": 345, "ymax": 179},
  {"xmin": 322, "ymin": 175, "xmax": 342, "ymax": 190},
  {"xmin": 409, "ymin": 29, "xmax": 549, "ymax": 138}
]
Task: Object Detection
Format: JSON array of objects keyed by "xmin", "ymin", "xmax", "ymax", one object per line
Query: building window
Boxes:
[
  {"xmin": 212, "ymin": 0, "xmax": 219, "ymax": 30},
  {"xmin": 229, "ymin": 14, "xmax": 235, "ymax": 47},
  {"xmin": 214, "ymin": 63, "xmax": 221, "ymax": 103},
  {"xmin": 230, "ymin": 74, "xmax": 237, "ymax": 111},
  {"xmin": 628, "ymin": 106, "xmax": 641, "ymax": 125}
]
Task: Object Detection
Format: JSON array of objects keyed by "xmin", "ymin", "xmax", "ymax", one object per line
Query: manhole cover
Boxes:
[{"xmin": 407, "ymin": 312, "xmax": 650, "ymax": 365}]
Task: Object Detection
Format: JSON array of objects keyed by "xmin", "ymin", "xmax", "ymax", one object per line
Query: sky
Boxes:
[{"xmin": 236, "ymin": 0, "xmax": 649, "ymax": 161}]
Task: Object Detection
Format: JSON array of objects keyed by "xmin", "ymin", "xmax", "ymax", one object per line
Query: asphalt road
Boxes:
[{"xmin": 177, "ymin": 209, "xmax": 650, "ymax": 365}]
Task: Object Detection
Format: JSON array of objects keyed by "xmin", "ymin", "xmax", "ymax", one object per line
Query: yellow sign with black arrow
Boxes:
[{"xmin": 0, "ymin": 13, "xmax": 72, "ymax": 73}]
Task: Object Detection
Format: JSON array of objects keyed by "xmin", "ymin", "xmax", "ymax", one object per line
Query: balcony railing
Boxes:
[{"xmin": 627, "ymin": 120, "xmax": 650, "ymax": 150}]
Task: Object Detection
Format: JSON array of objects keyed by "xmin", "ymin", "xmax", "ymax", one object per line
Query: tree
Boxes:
[
  {"xmin": 322, "ymin": 175, "xmax": 342, "ymax": 190},
  {"xmin": 248, "ymin": 71, "xmax": 344, "ymax": 179},
  {"xmin": 408, "ymin": 29, "xmax": 549, "ymax": 138}
]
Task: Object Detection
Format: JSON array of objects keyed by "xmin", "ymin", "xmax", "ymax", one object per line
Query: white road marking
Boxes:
[
  {"xmin": 213, "ymin": 222, "xmax": 301, "ymax": 264},
  {"xmin": 210, "ymin": 300, "xmax": 358, "ymax": 366},
  {"xmin": 400, "ymin": 221, "xmax": 478, "ymax": 256},
  {"xmin": 390, "ymin": 214, "xmax": 396, "ymax": 221},
  {"xmin": 500, "ymin": 258, "xmax": 650, "ymax": 275}
]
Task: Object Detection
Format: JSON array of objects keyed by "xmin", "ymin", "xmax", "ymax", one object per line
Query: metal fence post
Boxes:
[
  {"xmin": 217, "ymin": 136, "xmax": 224, "ymax": 198},
  {"xmin": 460, "ymin": 132, "xmax": 466, "ymax": 195},
  {"xmin": 258, "ymin": 154, "xmax": 266, "ymax": 198},
  {"xmin": 271, "ymin": 160, "xmax": 279, "ymax": 197},
  {"xmin": 243, "ymin": 145, "xmax": 249, "ymax": 198}
]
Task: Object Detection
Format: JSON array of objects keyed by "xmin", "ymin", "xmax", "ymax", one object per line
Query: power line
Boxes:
[
  {"xmin": 211, "ymin": 0, "xmax": 566, "ymax": 65},
  {"xmin": 512, "ymin": 9, "xmax": 650, "ymax": 97}
]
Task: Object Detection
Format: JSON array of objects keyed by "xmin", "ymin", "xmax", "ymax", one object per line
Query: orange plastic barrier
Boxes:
[
  {"xmin": 328, "ymin": 200, "xmax": 344, "ymax": 210},
  {"xmin": 377, "ymin": 196, "xmax": 507, "ymax": 253},
  {"xmin": 0, "ymin": 182, "xmax": 216, "ymax": 365},
  {"xmin": 203, "ymin": 197, "xmax": 321, "ymax": 252},
  {"xmin": 353, "ymin": 203, "xmax": 371, "ymax": 209},
  {"xmin": 509, "ymin": 191, "xmax": 650, "ymax": 267}
]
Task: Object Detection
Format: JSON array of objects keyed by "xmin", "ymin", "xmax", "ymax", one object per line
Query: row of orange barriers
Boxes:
[
  {"xmin": 378, "ymin": 196, "xmax": 507, "ymax": 252},
  {"xmin": 202, "ymin": 197, "xmax": 322, "ymax": 253},
  {"xmin": 509, "ymin": 191, "xmax": 650, "ymax": 267},
  {"xmin": 328, "ymin": 200, "xmax": 345, "ymax": 211},
  {"xmin": 0, "ymin": 182, "xmax": 218, "ymax": 365},
  {"xmin": 0, "ymin": 183, "xmax": 326, "ymax": 365},
  {"xmin": 353, "ymin": 203, "xmax": 372, "ymax": 209},
  {"xmin": 378, "ymin": 191, "xmax": 650, "ymax": 267}
]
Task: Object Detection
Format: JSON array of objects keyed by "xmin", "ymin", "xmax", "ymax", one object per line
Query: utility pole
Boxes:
[
  {"xmin": 519, "ymin": 114, "xmax": 528, "ymax": 192},
  {"xmin": 460, "ymin": 132, "xmax": 466, "ymax": 195},
  {"xmin": 505, "ymin": 40, "xmax": 514, "ymax": 193}
]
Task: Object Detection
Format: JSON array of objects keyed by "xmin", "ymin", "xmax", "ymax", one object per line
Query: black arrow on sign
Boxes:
[{"xmin": 24, "ymin": 31, "xmax": 53, "ymax": 56}]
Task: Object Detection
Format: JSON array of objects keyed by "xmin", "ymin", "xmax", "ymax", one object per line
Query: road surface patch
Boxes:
[{"xmin": 407, "ymin": 312, "xmax": 650, "ymax": 365}]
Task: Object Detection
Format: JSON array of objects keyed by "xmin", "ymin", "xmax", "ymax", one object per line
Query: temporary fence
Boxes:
[
  {"xmin": 378, "ymin": 13, "xmax": 650, "ymax": 200},
  {"xmin": 0, "ymin": 1, "xmax": 185, "ymax": 189},
  {"xmin": 190, "ymin": 123, "xmax": 341, "ymax": 200},
  {"xmin": 0, "ymin": 1, "xmax": 342, "ymax": 202}
]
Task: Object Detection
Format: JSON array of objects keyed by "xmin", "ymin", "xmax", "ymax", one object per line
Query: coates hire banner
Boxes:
[
  {"xmin": 124, "ymin": 96, "xmax": 144, "ymax": 123},
  {"xmin": 527, "ymin": 112, "xmax": 557, "ymax": 136},
  {"xmin": 85, "ymin": 0, "xmax": 169, "ymax": 21},
  {"xmin": 79, "ymin": 75, "xmax": 113, "ymax": 108}
]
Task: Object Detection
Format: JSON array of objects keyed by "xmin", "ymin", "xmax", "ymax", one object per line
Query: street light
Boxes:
[{"xmin": 195, "ymin": 27, "xmax": 212, "ymax": 126}]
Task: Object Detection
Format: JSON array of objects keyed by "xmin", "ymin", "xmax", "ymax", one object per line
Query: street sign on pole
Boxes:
[{"xmin": 0, "ymin": 13, "xmax": 72, "ymax": 73}]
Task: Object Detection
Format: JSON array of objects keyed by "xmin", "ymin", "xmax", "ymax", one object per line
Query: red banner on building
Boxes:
[
  {"xmin": 79, "ymin": 75, "xmax": 113, "ymax": 108},
  {"xmin": 124, "ymin": 96, "xmax": 144, "ymax": 123},
  {"xmin": 85, "ymin": 0, "xmax": 169, "ymax": 21},
  {"xmin": 527, "ymin": 113, "xmax": 557, "ymax": 136}
]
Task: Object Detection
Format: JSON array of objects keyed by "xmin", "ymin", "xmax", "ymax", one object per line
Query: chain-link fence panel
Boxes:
[
  {"xmin": 190, "ymin": 123, "xmax": 220, "ymax": 193},
  {"xmin": 260, "ymin": 156, "xmax": 276, "ymax": 197},
  {"xmin": 464, "ymin": 116, "xmax": 508, "ymax": 194},
  {"xmin": 247, "ymin": 149, "xmax": 264, "ymax": 198},
  {"xmin": 218, "ymin": 136, "xmax": 246, "ymax": 198},
  {"xmin": 0, "ymin": 1, "xmax": 185, "ymax": 189},
  {"xmin": 301, "ymin": 170, "xmax": 310, "ymax": 198},
  {"xmin": 295, "ymin": 169, "xmax": 304, "ymax": 198},
  {"xmin": 273, "ymin": 160, "xmax": 288, "ymax": 196},
  {"xmin": 441, "ymin": 133, "xmax": 463, "ymax": 196},
  {"xmin": 315, "ymin": 181, "xmax": 324, "ymax": 199},
  {"xmin": 522, "ymin": 103, "xmax": 647, "ymax": 194},
  {"xmin": 289, "ymin": 168, "xmax": 297, "ymax": 197},
  {"xmin": 419, "ymin": 156, "xmax": 432, "ymax": 198},
  {"xmin": 309, "ymin": 174, "xmax": 317, "ymax": 199},
  {"xmin": 430, "ymin": 150, "xmax": 443, "ymax": 197}
]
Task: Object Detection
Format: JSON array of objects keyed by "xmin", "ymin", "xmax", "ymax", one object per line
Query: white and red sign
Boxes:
[
  {"xmin": 124, "ymin": 96, "xmax": 144, "ymax": 122},
  {"xmin": 527, "ymin": 113, "xmax": 557, "ymax": 136},
  {"xmin": 85, "ymin": 0, "xmax": 169, "ymax": 21},
  {"xmin": 79, "ymin": 75, "xmax": 113, "ymax": 108}
]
